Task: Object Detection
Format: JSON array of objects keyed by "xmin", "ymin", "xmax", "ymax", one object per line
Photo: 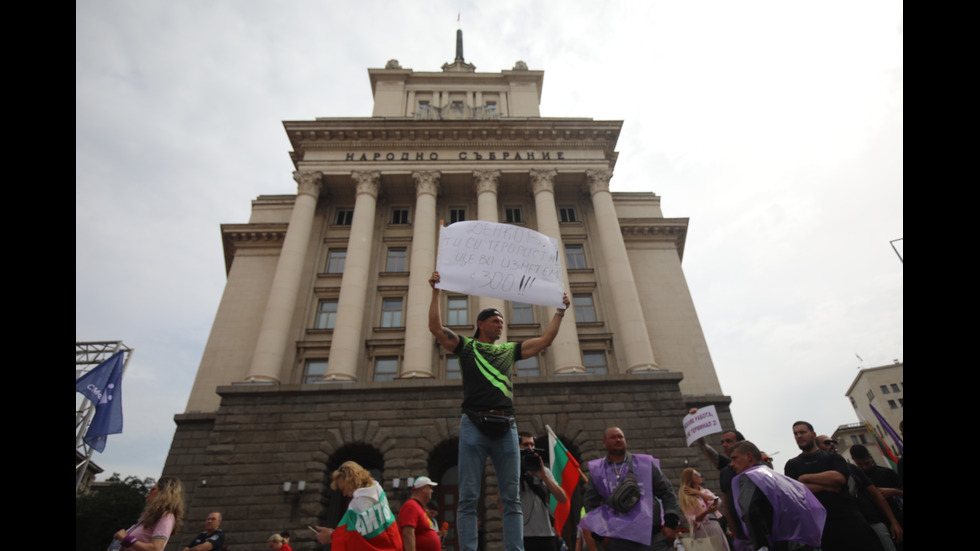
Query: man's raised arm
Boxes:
[
  {"xmin": 429, "ymin": 271, "xmax": 460, "ymax": 352},
  {"xmin": 520, "ymin": 293, "xmax": 571, "ymax": 358}
]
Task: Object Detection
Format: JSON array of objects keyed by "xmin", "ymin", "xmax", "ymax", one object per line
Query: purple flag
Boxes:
[{"xmin": 869, "ymin": 403, "xmax": 903, "ymax": 454}]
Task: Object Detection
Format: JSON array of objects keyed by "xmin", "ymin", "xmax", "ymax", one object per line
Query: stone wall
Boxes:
[{"xmin": 162, "ymin": 373, "xmax": 733, "ymax": 551}]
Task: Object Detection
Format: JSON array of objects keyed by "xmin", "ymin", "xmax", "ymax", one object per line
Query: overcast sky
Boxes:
[{"xmin": 76, "ymin": 0, "xmax": 902, "ymax": 480}]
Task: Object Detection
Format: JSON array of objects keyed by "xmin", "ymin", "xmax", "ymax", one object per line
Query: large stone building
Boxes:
[{"xmin": 162, "ymin": 39, "xmax": 734, "ymax": 551}]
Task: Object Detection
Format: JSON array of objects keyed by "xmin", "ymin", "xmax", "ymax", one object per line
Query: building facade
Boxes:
[
  {"xmin": 162, "ymin": 46, "xmax": 734, "ymax": 551},
  {"xmin": 845, "ymin": 361, "xmax": 904, "ymax": 459},
  {"xmin": 831, "ymin": 422, "xmax": 891, "ymax": 468}
]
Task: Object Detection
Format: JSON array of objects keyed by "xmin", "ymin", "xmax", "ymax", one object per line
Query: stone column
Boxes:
[
  {"xmin": 586, "ymin": 169, "xmax": 659, "ymax": 372},
  {"xmin": 530, "ymin": 169, "xmax": 585, "ymax": 373},
  {"xmin": 246, "ymin": 171, "xmax": 322, "ymax": 383},
  {"xmin": 473, "ymin": 170, "xmax": 506, "ymax": 342},
  {"xmin": 324, "ymin": 171, "xmax": 381, "ymax": 381},
  {"xmin": 401, "ymin": 171, "xmax": 440, "ymax": 378}
]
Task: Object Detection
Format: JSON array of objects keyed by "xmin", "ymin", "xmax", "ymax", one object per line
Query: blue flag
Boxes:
[{"xmin": 75, "ymin": 350, "xmax": 125, "ymax": 452}]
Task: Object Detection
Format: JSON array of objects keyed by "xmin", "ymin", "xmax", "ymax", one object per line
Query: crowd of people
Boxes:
[
  {"xmin": 690, "ymin": 416, "xmax": 903, "ymax": 551},
  {"xmin": 108, "ymin": 277, "xmax": 902, "ymax": 551}
]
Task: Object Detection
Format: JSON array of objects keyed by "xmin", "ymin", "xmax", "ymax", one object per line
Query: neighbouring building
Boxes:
[
  {"xmin": 162, "ymin": 36, "xmax": 735, "ymax": 551},
  {"xmin": 844, "ymin": 360, "xmax": 904, "ymax": 460}
]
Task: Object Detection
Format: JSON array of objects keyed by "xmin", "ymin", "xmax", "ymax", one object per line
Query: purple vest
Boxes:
[
  {"xmin": 731, "ymin": 465, "xmax": 826, "ymax": 548},
  {"xmin": 579, "ymin": 454, "xmax": 659, "ymax": 546}
]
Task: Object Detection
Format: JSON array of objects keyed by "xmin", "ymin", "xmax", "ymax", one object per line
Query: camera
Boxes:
[{"xmin": 521, "ymin": 447, "xmax": 546, "ymax": 472}]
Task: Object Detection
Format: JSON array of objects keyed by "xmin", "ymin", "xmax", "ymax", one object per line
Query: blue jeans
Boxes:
[{"xmin": 458, "ymin": 414, "xmax": 523, "ymax": 551}]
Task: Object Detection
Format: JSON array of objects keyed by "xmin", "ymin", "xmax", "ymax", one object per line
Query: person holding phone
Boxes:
[
  {"xmin": 111, "ymin": 477, "xmax": 186, "ymax": 551},
  {"xmin": 679, "ymin": 468, "xmax": 730, "ymax": 551}
]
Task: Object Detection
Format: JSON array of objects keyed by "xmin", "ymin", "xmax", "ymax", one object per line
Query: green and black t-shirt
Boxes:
[{"xmin": 454, "ymin": 336, "xmax": 522, "ymax": 411}]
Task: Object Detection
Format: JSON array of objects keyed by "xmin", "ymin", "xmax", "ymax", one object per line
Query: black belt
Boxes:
[{"xmin": 467, "ymin": 409, "xmax": 514, "ymax": 417}]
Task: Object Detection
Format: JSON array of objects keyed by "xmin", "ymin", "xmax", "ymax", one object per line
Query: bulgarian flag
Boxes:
[
  {"xmin": 332, "ymin": 486, "xmax": 404, "ymax": 551},
  {"xmin": 858, "ymin": 410, "xmax": 900, "ymax": 470},
  {"xmin": 547, "ymin": 425, "xmax": 582, "ymax": 536}
]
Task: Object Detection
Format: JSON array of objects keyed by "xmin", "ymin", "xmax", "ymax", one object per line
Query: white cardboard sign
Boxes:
[
  {"xmin": 435, "ymin": 221, "xmax": 565, "ymax": 308},
  {"xmin": 684, "ymin": 405, "xmax": 723, "ymax": 446}
]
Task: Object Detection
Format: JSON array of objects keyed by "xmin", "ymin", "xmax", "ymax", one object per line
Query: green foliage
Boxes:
[{"xmin": 76, "ymin": 474, "xmax": 155, "ymax": 551}]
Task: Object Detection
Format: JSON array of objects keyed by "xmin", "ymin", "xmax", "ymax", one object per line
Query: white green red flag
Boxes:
[
  {"xmin": 547, "ymin": 425, "xmax": 581, "ymax": 535},
  {"xmin": 332, "ymin": 487, "xmax": 403, "ymax": 551}
]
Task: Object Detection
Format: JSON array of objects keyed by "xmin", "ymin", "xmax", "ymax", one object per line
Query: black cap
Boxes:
[
  {"xmin": 476, "ymin": 308, "xmax": 503, "ymax": 322},
  {"xmin": 474, "ymin": 308, "xmax": 504, "ymax": 339}
]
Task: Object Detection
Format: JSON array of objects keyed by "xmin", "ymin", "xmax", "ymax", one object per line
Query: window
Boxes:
[
  {"xmin": 505, "ymin": 207, "xmax": 523, "ymax": 224},
  {"xmin": 880, "ymin": 385, "xmax": 890, "ymax": 394},
  {"xmin": 446, "ymin": 356, "xmax": 461, "ymax": 380},
  {"xmin": 303, "ymin": 360, "xmax": 328, "ymax": 384},
  {"xmin": 510, "ymin": 302, "xmax": 533, "ymax": 325},
  {"xmin": 559, "ymin": 206, "xmax": 578, "ymax": 223},
  {"xmin": 565, "ymin": 245, "xmax": 586, "ymax": 270},
  {"xmin": 386, "ymin": 248, "xmax": 407, "ymax": 272},
  {"xmin": 450, "ymin": 208, "xmax": 466, "ymax": 224},
  {"xmin": 390, "ymin": 208, "xmax": 410, "ymax": 225},
  {"xmin": 574, "ymin": 294, "xmax": 597, "ymax": 323},
  {"xmin": 890, "ymin": 383, "xmax": 901, "ymax": 392},
  {"xmin": 374, "ymin": 357, "xmax": 398, "ymax": 382},
  {"xmin": 325, "ymin": 249, "xmax": 347, "ymax": 273},
  {"xmin": 887, "ymin": 399, "xmax": 898, "ymax": 409},
  {"xmin": 314, "ymin": 299, "xmax": 338, "ymax": 329},
  {"xmin": 866, "ymin": 389, "xmax": 874, "ymax": 402},
  {"xmin": 583, "ymin": 351, "xmax": 608, "ymax": 375},
  {"xmin": 850, "ymin": 435, "xmax": 860, "ymax": 445},
  {"xmin": 516, "ymin": 355, "xmax": 540, "ymax": 377},
  {"xmin": 898, "ymin": 398, "xmax": 903, "ymax": 407},
  {"xmin": 447, "ymin": 296, "xmax": 468, "ymax": 326},
  {"xmin": 381, "ymin": 297, "xmax": 403, "ymax": 327},
  {"xmin": 335, "ymin": 208, "xmax": 354, "ymax": 225}
]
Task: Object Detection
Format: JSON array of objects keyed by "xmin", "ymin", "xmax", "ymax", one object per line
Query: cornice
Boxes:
[
  {"xmin": 284, "ymin": 119, "xmax": 622, "ymax": 166},
  {"xmin": 285, "ymin": 119, "xmax": 621, "ymax": 143},
  {"xmin": 220, "ymin": 223, "xmax": 288, "ymax": 274},
  {"xmin": 619, "ymin": 218, "xmax": 689, "ymax": 261}
]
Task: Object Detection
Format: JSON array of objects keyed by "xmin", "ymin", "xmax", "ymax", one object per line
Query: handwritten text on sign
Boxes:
[
  {"xmin": 435, "ymin": 221, "xmax": 565, "ymax": 308},
  {"xmin": 683, "ymin": 405, "xmax": 722, "ymax": 446}
]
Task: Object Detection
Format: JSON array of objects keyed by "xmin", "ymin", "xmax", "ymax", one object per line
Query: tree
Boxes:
[{"xmin": 76, "ymin": 474, "xmax": 155, "ymax": 551}]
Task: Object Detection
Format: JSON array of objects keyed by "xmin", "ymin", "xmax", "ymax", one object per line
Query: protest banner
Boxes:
[
  {"xmin": 683, "ymin": 405, "xmax": 722, "ymax": 446},
  {"xmin": 435, "ymin": 221, "xmax": 565, "ymax": 307}
]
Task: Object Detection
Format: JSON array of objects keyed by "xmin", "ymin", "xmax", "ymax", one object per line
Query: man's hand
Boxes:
[
  {"xmin": 530, "ymin": 453, "xmax": 547, "ymax": 478},
  {"xmin": 661, "ymin": 526, "xmax": 676, "ymax": 541},
  {"xmin": 890, "ymin": 522, "xmax": 903, "ymax": 544},
  {"xmin": 315, "ymin": 526, "xmax": 334, "ymax": 545},
  {"xmin": 879, "ymin": 487, "xmax": 903, "ymax": 499},
  {"xmin": 560, "ymin": 292, "xmax": 570, "ymax": 310},
  {"xmin": 429, "ymin": 271, "xmax": 440, "ymax": 288},
  {"xmin": 798, "ymin": 471, "xmax": 845, "ymax": 493}
]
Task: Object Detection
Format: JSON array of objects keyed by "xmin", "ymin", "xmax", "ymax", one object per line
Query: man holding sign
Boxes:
[{"xmin": 428, "ymin": 270, "xmax": 570, "ymax": 551}]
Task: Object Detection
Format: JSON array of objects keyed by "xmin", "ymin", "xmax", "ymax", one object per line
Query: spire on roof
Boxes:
[{"xmin": 442, "ymin": 28, "xmax": 475, "ymax": 72}]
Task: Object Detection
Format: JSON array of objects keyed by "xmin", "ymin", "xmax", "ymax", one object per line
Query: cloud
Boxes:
[{"xmin": 77, "ymin": 0, "xmax": 902, "ymax": 478}]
